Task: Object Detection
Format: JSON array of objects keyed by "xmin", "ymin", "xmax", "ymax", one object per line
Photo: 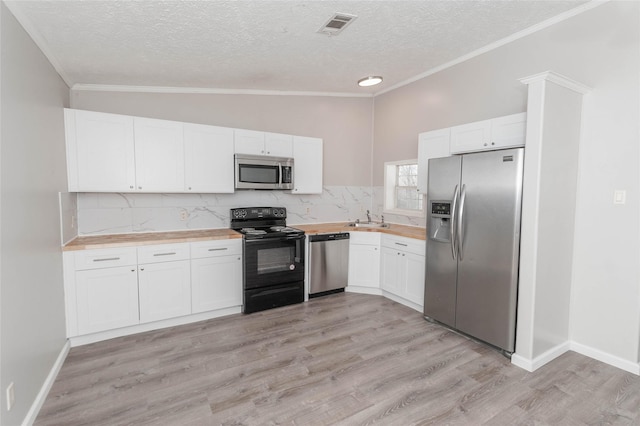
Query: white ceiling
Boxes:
[{"xmin": 6, "ymin": 0, "xmax": 591, "ymax": 95}]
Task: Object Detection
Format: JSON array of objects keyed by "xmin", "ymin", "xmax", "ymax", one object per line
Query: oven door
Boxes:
[{"xmin": 243, "ymin": 235, "xmax": 305, "ymax": 290}]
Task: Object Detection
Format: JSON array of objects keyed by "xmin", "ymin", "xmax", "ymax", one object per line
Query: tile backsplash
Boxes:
[
  {"xmin": 77, "ymin": 186, "xmax": 366, "ymax": 235},
  {"xmin": 76, "ymin": 186, "xmax": 425, "ymax": 235}
]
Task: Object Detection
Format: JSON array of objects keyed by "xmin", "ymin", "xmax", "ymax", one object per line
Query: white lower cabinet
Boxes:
[
  {"xmin": 75, "ymin": 266, "xmax": 139, "ymax": 335},
  {"xmin": 347, "ymin": 232, "xmax": 381, "ymax": 290},
  {"xmin": 380, "ymin": 235, "xmax": 426, "ymax": 308},
  {"xmin": 64, "ymin": 238, "xmax": 243, "ymax": 341},
  {"xmin": 191, "ymin": 240, "xmax": 242, "ymax": 313},
  {"xmin": 138, "ymin": 260, "xmax": 191, "ymax": 323}
]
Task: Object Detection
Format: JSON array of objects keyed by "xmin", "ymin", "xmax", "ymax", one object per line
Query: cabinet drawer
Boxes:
[
  {"xmin": 191, "ymin": 239, "xmax": 242, "ymax": 259},
  {"xmin": 137, "ymin": 243, "xmax": 190, "ymax": 264},
  {"xmin": 74, "ymin": 247, "xmax": 137, "ymax": 270},
  {"xmin": 349, "ymin": 231, "xmax": 381, "ymax": 245},
  {"xmin": 382, "ymin": 235, "xmax": 425, "ymax": 256}
]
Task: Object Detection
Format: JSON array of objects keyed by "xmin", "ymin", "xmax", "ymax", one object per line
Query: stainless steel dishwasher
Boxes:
[{"xmin": 308, "ymin": 233, "xmax": 350, "ymax": 298}]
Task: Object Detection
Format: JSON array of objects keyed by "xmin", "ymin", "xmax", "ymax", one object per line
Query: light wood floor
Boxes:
[{"xmin": 36, "ymin": 293, "xmax": 640, "ymax": 425}]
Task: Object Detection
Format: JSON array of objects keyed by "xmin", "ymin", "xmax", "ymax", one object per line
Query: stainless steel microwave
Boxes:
[{"xmin": 234, "ymin": 154, "xmax": 294, "ymax": 190}]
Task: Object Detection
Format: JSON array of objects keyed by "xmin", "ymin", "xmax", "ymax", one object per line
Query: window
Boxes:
[{"xmin": 384, "ymin": 159, "xmax": 423, "ymax": 216}]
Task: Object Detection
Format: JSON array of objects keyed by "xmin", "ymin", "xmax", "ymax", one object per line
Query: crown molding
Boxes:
[
  {"xmin": 4, "ymin": 0, "xmax": 74, "ymax": 88},
  {"xmin": 374, "ymin": 0, "xmax": 608, "ymax": 97},
  {"xmin": 70, "ymin": 84, "xmax": 373, "ymax": 98},
  {"xmin": 519, "ymin": 71, "xmax": 591, "ymax": 94}
]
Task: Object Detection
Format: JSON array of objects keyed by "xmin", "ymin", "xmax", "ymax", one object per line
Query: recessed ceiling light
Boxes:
[{"xmin": 358, "ymin": 76, "xmax": 383, "ymax": 87}]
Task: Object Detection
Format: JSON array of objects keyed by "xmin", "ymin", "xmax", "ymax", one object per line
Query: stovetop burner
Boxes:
[
  {"xmin": 241, "ymin": 228, "xmax": 267, "ymax": 235},
  {"xmin": 230, "ymin": 207, "xmax": 305, "ymax": 240}
]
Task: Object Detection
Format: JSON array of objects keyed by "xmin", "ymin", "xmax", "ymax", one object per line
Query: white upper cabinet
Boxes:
[
  {"xmin": 184, "ymin": 123, "xmax": 234, "ymax": 193},
  {"xmin": 450, "ymin": 112, "xmax": 526, "ymax": 154},
  {"xmin": 134, "ymin": 117, "xmax": 185, "ymax": 192},
  {"xmin": 265, "ymin": 132, "xmax": 294, "ymax": 157},
  {"xmin": 234, "ymin": 129, "xmax": 265, "ymax": 155},
  {"xmin": 417, "ymin": 128, "xmax": 451, "ymax": 195},
  {"xmin": 291, "ymin": 136, "xmax": 323, "ymax": 194},
  {"xmin": 65, "ymin": 108, "xmax": 323, "ymax": 194},
  {"xmin": 491, "ymin": 113, "xmax": 528, "ymax": 149},
  {"xmin": 234, "ymin": 129, "xmax": 293, "ymax": 157},
  {"xmin": 65, "ymin": 109, "xmax": 136, "ymax": 192}
]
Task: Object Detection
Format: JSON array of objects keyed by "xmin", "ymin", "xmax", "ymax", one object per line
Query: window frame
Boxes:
[{"xmin": 383, "ymin": 159, "xmax": 424, "ymax": 218}]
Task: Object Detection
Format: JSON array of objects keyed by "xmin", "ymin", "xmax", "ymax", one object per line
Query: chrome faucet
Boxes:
[{"xmin": 366, "ymin": 210, "xmax": 371, "ymax": 223}]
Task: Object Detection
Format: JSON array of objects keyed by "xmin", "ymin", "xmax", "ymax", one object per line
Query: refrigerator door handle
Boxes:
[
  {"xmin": 457, "ymin": 184, "xmax": 467, "ymax": 260},
  {"xmin": 450, "ymin": 184, "xmax": 459, "ymax": 260}
]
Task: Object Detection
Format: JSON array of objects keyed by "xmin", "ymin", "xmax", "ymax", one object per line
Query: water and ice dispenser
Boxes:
[{"xmin": 429, "ymin": 201, "xmax": 452, "ymax": 242}]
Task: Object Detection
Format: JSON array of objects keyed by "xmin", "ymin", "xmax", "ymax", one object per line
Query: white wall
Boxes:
[
  {"xmin": 0, "ymin": 3, "xmax": 70, "ymax": 424},
  {"xmin": 374, "ymin": 1, "xmax": 639, "ymax": 369}
]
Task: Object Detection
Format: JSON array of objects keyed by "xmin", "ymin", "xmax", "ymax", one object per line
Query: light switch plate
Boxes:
[{"xmin": 613, "ymin": 189, "xmax": 626, "ymax": 205}]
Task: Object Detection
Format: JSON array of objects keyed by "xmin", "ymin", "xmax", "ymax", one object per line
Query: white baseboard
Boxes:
[
  {"xmin": 570, "ymin": 341, "xmax": 640, "ymax": 375},
  {"xmin": 381, "ymin": 291, "xmax": 423, "ymax": 313},
  {"xmin": 512, "ymin": 340, "xmax": 640, "ymax": 376},
  {"xmin": 69, "ymin": 306, "xmax": 241, "ymax": 347},
  {"xmin": 22, "ymin": 340, "xmax": 71, "ymax": 426},
  {"xmin": 345, "ymin": 286, "xmax": 383, "ymax": 296},
  {"xmin": 511, "ymin": 341, "xmax": 571, "ymax": 372}
]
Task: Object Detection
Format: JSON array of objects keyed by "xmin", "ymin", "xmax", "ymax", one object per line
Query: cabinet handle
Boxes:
[
  {"xmin": 131, "ymin": 269, "xmax": 135, "ymax": 272},
  {"xmin": 138, "ymin": 186, "xmax": 142, "ymax": 190},
  {"xmin": 491, "ymin": 142, "xmax": 495, "ymax": 145},
  {"xmin": 483, "ymin": 143, "xmax": 488, "ymax": 146},
  {"xmin": 153, "ymin": 252, "xmax": 177, "ymax": 257},
  {"xmin": 394, "ymin": 242, "xmax": 408, "ymax": 247},
  {"xmin": 129, "ymin": 185, "xmax": 134, "ymax": 189},
  {"xmin": 208, "ymin": 248, "xmax": 228, "ymax": 251},
  {"xmin": 140, "ymin": 268, "xmax": 145, "ymax": 271},
  {"xmin": 93, "ymin": 257, "xmax": 120, "ymax": 262},
  {"xmin": 188, "ymin": 187, "xmax": 192, "ymax": 190}
]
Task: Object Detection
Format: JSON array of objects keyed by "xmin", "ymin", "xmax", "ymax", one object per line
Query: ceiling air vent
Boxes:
[{"xmin": 317, "ymin": 13, "xmax": 357, "ymax": 36}]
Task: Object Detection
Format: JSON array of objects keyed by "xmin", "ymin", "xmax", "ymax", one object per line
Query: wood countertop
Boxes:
[
  {"xmin": 294, "ymin": 222, "xmax": 426, "ymax": 240},
  {"xmin": 63, "ymin": 229, "xmax": 242, "ymax": 251},
  {"xmin": 63, "ymin": 223, "xmax": 425, "ymax": 251}
]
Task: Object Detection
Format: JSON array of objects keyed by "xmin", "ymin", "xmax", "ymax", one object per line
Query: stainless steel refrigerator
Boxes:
[{"xmin": 424, "ymin": 148, "xmax": 524, "ymax": 354}]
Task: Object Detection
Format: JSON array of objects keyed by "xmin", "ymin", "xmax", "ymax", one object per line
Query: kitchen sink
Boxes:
[{"xmin": 347, "ymin": 222, "xmax": 390, "ymax": 229}]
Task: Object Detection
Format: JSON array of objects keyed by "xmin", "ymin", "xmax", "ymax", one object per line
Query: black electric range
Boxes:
[{"xmin": 230, "ymin": 207, "xmax": 306, "ymax": 313}]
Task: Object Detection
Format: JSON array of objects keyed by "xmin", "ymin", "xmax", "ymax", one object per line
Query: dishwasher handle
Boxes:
[{"xmin": 309, "ymin": 233, "xmax": 350, "ymax": 243}]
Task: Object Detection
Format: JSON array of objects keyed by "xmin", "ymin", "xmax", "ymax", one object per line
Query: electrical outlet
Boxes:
[
  {"xmin": 179, "ymin": 209, "xmax": 189, "ymax": 221},
  {"xmin": 6, "ymin": 382, "xmax": 14, "ymax": 411},
  {"xmin": 306, "ymin": 207, "xmax": 310, "ymax": 214}
]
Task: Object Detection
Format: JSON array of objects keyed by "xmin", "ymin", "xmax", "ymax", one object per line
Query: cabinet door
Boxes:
[
  {"xmin": 191, "ymin": 255, "xmax": 242, "ymax": 313},
  {"xmin": 66, "ymin": 109, "xmax": 136, "ymax": 192},
  {"xmin": 264, "ymin": 132, "xmax": 293, "ymax": 157},
  {"xmin": 138, "ymin": 260, "xmax": 191, "ymax": 323},
  {"xmin": 404, "ymin": 252, "xmax": 426, "ymax": 306},
  {"xmin": 134, "ymin": 117, "xmax": 185, "ymax": 192},
  {"xmin": 291, "ymin": 136, "xmax": 323, "ymax": 194},
  {"xmin": 417, "ymin": 128, "xmax": 451, "ymax": 194},
  {"xmin": 450, "ymin": 119, "xmax": 492, "ymax": 154},
  {"xmin": 491, "ymin": 112, "xmax": 527, "ymax": 149},
  {"xmin": 380, "ymin": 247, "xmax": 402, "ymax": 295},
  {"xmin": 75, "ymin": 266, "xmax": 139, "ymax": 334},
  {"xmin": 234, "ymin": 129, "xmax": 265, "ymax": 155},
  {"xmin": 184, "ymin": 123, "xmax": 234, "ymax": 193},
  {"xmin": 347, "ymin": 244, "xmax": 380, "ymax": 289}
]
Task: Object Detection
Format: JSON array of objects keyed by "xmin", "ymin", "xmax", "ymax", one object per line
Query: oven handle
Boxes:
[
  {"xmin": 243, "ymin": 235, "xmax": 306, "ymax": 243},
  {"xmin": 295, "ymin": 236, "xmax": 305, "ymax": 263}
]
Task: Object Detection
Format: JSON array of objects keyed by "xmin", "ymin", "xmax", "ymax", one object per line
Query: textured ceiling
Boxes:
[{"xmin": 6, "ymin": 1, "xmax": 590, "ymax": 95}]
